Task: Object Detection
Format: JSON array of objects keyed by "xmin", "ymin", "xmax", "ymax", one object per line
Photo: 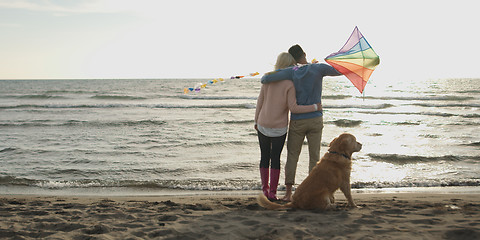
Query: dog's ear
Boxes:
[
  {"xmin": 329, "ymin": 134, "xmax": 351, "ymax": 151},
  {"xmin": 345, "ymin": 135, "xmax": 353, "ymax": 145},
  {"xmin": 339, "ymin": 136, "xmax": 350, "ymax": 148},
  {"xmin": 342, "ymin": 135, "xmax": 357, "ymax": 147},
  {"xmin": 328, "ymin": 137, "xmax": 338, "ymax": 147},
  {"xmin": 328, "ymin": 136, "xmax": 346, "ymax": 152},
  {"xmin": 345, "ymin": 135, "xmax": 361, "ymax": 153}
]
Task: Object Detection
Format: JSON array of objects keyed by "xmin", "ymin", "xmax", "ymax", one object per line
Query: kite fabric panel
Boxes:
[{"xmin": 325, "ymin": 26, "xmax": 380, "ymax": 93}]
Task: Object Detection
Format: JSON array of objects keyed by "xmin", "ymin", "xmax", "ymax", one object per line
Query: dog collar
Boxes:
[{"xmin": 328, "ymin": 151, "xmax": 350, "ymax": 159}]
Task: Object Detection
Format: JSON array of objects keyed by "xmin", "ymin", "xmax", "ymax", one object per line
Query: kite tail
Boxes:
[{"xmin": 257, "ymin": 194, "xmax": 293, "ymax": 210}]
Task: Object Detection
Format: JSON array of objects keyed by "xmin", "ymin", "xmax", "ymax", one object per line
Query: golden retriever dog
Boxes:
[{"xmin": 258, "ymin": 133, "xmax": 362, "ymax": 210}]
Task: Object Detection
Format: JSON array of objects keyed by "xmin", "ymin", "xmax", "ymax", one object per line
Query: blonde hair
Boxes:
[{"xmin": 274, "ymin": 52, "xmax": 296, "ymax": 70}]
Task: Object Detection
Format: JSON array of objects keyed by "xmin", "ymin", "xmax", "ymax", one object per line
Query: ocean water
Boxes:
[{"xmin": 0, "ymin": 77, "xmax": 479, "ymax": 195}]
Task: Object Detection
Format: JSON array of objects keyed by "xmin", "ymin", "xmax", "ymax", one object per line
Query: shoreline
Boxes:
[
  {"xmin": 1, "ymin": 185, "xmax": 480, "ymax": 197},
  {"xmin": 1, "ymin": 191, "xmax": 480, "ymax": 239}
]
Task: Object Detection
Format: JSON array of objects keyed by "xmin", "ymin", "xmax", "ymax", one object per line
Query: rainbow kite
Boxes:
[{"xmin": 325, "ymin": 26, "xmax": 380, "ymax": 94}]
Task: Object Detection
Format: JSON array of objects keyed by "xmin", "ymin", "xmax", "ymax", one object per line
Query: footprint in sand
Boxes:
[
  {"xmin": 158, "ymin": 214, "xmax": 178, "ymax": 221},
  {"xmin": 242, "ymin": 220, "xmax": 260, "ymax": 226},
  {"xmin": 444, "ymin": 228, "xmax": 480, "ymax": 240},
  {"xmin": 410, "ymin": 218, "xmax": 443, "ymax": 225}
]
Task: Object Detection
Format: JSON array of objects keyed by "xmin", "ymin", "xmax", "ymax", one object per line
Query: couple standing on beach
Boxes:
[{"xmin": 254, "ymin": 44, "xmax": 342, "ymax": 201}]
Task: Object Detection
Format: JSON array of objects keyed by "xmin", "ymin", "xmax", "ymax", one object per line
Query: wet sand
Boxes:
[{"xmin": 1, "ymin": 192, "xmax": 479, "ymax": 239}]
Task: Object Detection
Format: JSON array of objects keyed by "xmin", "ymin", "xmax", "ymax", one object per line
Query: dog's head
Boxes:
[{"xmin": 328, "ymin": 133, "xmax": 362, "ymax": 157}]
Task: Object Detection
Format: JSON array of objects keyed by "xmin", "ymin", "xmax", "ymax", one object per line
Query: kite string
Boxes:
[
  {"xmin": 183, "ymin": 72, "xmax": 259, "ymax": 94},
  {"xmin": 183, "ymin": 58, "xmax": 322, "ymax": 94}
]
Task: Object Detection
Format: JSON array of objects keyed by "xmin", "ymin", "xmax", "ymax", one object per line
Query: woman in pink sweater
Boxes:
[{"xmin": 254, "ymin": 52, "xmax": 321, "ymax": 200}]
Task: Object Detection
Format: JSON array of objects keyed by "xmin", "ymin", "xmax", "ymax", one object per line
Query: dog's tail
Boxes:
[{"xmin": 257, "ymin": 194, "xmax": 293, "ymax": 210}]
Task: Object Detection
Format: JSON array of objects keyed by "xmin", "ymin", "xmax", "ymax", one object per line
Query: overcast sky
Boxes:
[{"xmin": 1, "ymin": 0, "xmax": 479, "ymax": 83}]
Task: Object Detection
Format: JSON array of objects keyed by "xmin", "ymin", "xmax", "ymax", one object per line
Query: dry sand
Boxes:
[{"xmin": 1, "ymin": 192, "xmax": 479, "ymax": 239}]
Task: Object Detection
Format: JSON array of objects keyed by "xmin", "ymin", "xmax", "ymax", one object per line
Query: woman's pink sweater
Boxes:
[{"xmin": 255, "ymin": 80, "xmax": 316, "ymax": 129}]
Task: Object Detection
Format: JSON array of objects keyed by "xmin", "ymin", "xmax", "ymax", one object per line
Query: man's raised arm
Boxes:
[
  {"xmin": 321, "ymin": 64, "xmax": 342, "ymax": 77},
  {"xmin": 260, "ymin": 68, "xmax": 294, "ymax": 84}
]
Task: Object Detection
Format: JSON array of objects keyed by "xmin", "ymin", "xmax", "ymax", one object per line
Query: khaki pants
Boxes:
[{"xmin": 284, "ymin": 116, "xmax": 324, "ymax": 185}]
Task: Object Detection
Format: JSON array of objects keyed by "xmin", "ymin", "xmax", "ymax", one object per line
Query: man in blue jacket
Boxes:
[{"xmin": 261, "ymin": 44, "xmax": 342, "ymax": 201}]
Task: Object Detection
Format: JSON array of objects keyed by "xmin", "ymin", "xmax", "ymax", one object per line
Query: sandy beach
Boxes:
[{"xmin": 1, "ymin": 191, "xmax": 479, "ymax": 239}]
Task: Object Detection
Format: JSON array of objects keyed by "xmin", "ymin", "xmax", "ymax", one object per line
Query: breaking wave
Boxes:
[
  {"xmin": 0, "ymin": 120, "xmax": 167, "ymax": 127},
  {"xmin": 91, "ymin": 95, "xmax": 147, "ymax": 100},
  {"xmin": 367, "ymin": 153, "xmax": 480, "ymax": 164},
  {"xmin": 1, "ymin": 175, "xmax": 479, "ymax": 191}
]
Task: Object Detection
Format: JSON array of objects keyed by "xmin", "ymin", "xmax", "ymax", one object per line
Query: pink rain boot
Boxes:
[
  {"xmin": 260, "ymin": 168, "xmax": 269, "ymax": 197},
  {"xmin": 268, "ymin": 168, "xmax": 280, "ymax": 201}
]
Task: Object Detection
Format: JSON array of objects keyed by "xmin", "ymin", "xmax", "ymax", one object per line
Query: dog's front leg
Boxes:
[
  {"xmin": 324, "ymin": 195, "xmax": 336, "ymax": 210},
  {"xmin": 340, "ymin": 181, "xmax": 356, "ymax": 208}
]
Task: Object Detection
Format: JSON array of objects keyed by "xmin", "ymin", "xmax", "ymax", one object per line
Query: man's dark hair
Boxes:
[{"xmin": 288, "ymin": 44, "xmax": 305, "ymax": 61}]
